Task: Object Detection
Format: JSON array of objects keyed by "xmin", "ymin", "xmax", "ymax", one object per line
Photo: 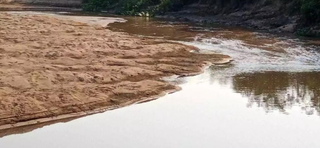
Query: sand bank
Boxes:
[{"xmin": 0, "ymin": 11, "xmax": 231, "ymax": 130}]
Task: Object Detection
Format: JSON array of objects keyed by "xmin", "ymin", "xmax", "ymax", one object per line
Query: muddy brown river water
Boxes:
[{"xmin": 1, "ymin": 13, "xmax": 320, "ymax": 148}]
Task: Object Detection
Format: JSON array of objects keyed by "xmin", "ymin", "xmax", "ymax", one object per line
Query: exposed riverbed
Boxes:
[{"xmin": 1, "ymin": 13, "xmax": 320, "ymax": 148}]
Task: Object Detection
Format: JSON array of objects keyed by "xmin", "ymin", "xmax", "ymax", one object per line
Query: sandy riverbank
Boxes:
[
  {"xmin": 0, "ymin": 3, "xmax": 81, "ymax": 11},
  {"xmin": 0, "ymin": 11, "xmax": 231, "ymax": 130}
]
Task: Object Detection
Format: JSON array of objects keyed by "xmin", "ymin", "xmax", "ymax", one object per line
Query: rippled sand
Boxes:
[{"xmin": 0, "ymin": 12, "xmax": 231, "ymax": 129}]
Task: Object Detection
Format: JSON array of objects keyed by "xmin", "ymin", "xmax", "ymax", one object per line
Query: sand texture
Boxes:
[{"xmin": 0, "ymin": 12, "xmax": 231, "ymax": 128}]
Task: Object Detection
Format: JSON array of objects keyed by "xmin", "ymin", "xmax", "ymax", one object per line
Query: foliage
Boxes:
[
  {"xmin": 82, "ymin": 0, "xmax": 184, "ymax": 14},
  {"xmin": 82, "ymin": 0, "xmax": 109, "ymax": 12},
  {"xmin": 151, "ymin": 0, "xmax": 184, "ymax": 14},
  {"xmin": 116, "ymin": 0, "xmax": 152, "ymax": 15},
  {"xmin": 82, "ymin": 0, "xmax": 320, "ymax": 24},
  {"xmin": 300, "ymin": 0, "xmax": 320, "ymax": 23},
  {"xmin": 296, "ymin": 28, "xmax": 320, "ymax": 37}
]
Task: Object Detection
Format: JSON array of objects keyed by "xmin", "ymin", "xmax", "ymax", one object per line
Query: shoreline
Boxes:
[
  {"xmin": 0, "ymin": 10, "xmax": 231, "ymax": 133},
  {"xmin": 0, "ymin": 3, "xmax": 81, "ymax": 11},
  {"xmin": 158, "ymin": 4, "xmax": 320, "ymax": 38},
  {"xmin": 0, "ymin": 62, "xmax": 221, "ymax": 137},
  {"xmin": 0, "ymin": 86, "xmax": 179, "ymax": 133},
  {"xmin": 1, "ymin": 3, "xmax": 319, "ymax": 38}
]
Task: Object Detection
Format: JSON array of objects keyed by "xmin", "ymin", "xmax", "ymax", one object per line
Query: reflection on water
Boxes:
[
  {"xmin": 233, "ymin": 72, "xmax": 320, "ymax": 115},
  {"xmin": 1, "ymin": 13, "xmax": 320, "ymax": 147},
  {"xmin": 110, "ymin": 17, "xmax": 320, "ymax": 72},
  {"xmin": 189, "ymin": 65, "xmax": 320, "ymax": 116},
  {"xmin": 110, "ymin": 17, "xmax": 320, "ymax": 115},
  {"xmin": 2, "ymin": 68, "xmax": 320, "ymax": 148}
]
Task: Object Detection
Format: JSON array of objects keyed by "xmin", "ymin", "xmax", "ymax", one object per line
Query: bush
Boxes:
[
  {"xmin": 296, "ymin": 28, "xmax": 320, "ymax": 37},
  {"xmin": 82, "ymin": 0, "xmax": 184, "ymax": 14},
  {"xmin": 81, "ymin": 0, "xmax": 320, "ymax": 24},
  {"xmin": 300, "ymin": 0, "xmax": 320, "ymax": 23},
  {"xmin": 156, "ymin": 0, "xmax": 184, "ymax": 14},
  {"xmin": 82, "ymin": 0, "xmax": 109, "ymax": 12},
  {"xmin": 116, "ymin": 0, "xmax": 155, "ymax": 15}
]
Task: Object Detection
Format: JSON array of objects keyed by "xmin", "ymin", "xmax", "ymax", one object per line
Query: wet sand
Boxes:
[{"xmin": 0, "ymin": 11, "xmax": 231, "ymax": 129}]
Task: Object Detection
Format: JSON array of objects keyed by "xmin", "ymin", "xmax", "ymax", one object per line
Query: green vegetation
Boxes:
[
  {"xmin": 82, "ymin": 0, "xmax": 110, "ymax": 12},
  {"xmin": 82, "ymin": 0, "xmax": 185, "ymax": 15},
  {"xmin": 296, "ymin": 27, "xmax": 320, "ymax": 37},
  {"xmin": 82, "ymin": 0, "xmax": 320, "ymax": 36},
  {"xmin": 83, "ymin": 0, "xmax": 320, "ymax": 20},
  {"xmin": 300, "ymin": 0, "xmax": 320, "ymax": 23}
]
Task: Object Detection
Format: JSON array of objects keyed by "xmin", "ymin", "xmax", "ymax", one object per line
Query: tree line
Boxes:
[{"xmin": 82, "ymin": 0, "xmax": 320, "ymax": 24}]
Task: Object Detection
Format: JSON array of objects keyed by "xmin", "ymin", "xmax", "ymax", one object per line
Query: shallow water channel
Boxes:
[{"xmin": 1, "ymin": 14, "xmax": 320, "ymax": 148}]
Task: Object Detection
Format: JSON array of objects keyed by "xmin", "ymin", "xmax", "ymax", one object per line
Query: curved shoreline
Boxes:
[{"xmin": 0, "ymin": 11, "xmax": 231, "ymax": 133}]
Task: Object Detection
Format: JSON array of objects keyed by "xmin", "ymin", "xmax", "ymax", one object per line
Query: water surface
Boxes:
[{"xmin": 1, "ymin": 14, "xmax": 320, "ymax": 148}]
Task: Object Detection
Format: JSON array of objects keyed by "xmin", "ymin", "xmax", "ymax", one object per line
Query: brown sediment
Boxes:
[
  {"xmin": 0, "ymin": 3, "xmax": 81, "ymax": 11},
  {"xmin": 0, "ymin": 11, "xmax": 231, "ymax": 131},
  {"xmin": 0, "ymin": 117, "xmax": 78, "ymax": 138}
]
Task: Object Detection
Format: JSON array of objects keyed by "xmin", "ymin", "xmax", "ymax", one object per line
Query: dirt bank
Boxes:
[
  {"xmin": 0, "ymin": 0, "xmax": 82, "ymax": 7},
  {"xmin": 0, "ymin": 3, "xmax": 81, "ymax": 11},
  {"xmin": 159, "ymin": 3, "xmax": 320, "ymax": 37},
  {"xmin": 0, "ymin": 11, "xmax": 231, "ymax": 129}
]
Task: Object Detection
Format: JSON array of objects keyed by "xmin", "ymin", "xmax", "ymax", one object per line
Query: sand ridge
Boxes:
[{"xmin": 0, "ymin": 12, "xmax": 231, "ymax": 128}]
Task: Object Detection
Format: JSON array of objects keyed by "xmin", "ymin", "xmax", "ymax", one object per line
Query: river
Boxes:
[{"xmin": 1, "ymin": 13, "xmax": 320, "ymax": 148}]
